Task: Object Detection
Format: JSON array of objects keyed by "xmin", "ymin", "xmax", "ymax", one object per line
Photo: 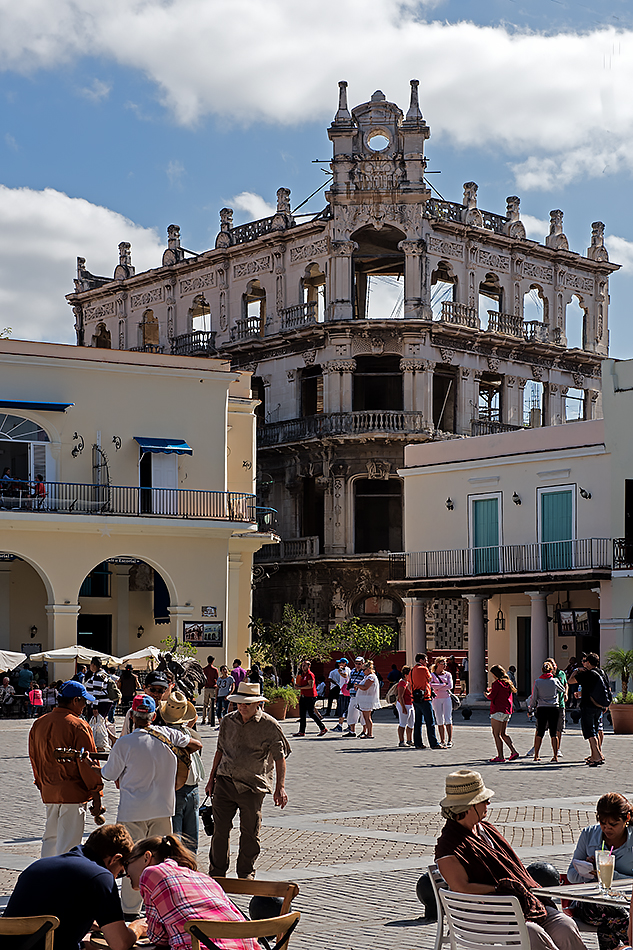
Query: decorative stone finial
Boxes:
[
  {"xmin": 77, "ymin": 257, "xmax": 87, "ymax": 279},
  {"xmin": 277, "ymin": 188, "xmax": 291, "ymax": 214},
  {"xmin": 545, "ymin": 210, "xmax": 569, "ymax": 251},
  {"xmin": 167, "ymin": 224, "xmax": 181, "ymax": 249},
  {"xmin": 371, "ymin": 90, "xmax": 386, "ymax": 101},
  {"xmin": 119, "ymin": 242, "xmax": 132, "ymax": 268},
  {"xmin": 220, "ymin": 208, "xmax": 233, "ymax": 232},
  {"xmin": 505, "ymin": 196, "xmax": 526, "ymax": 239},
  {"xmin": 406, "ymin": 79, "xmax": 422, "ymax": 120},
  {"xmin": 587, "ymin": 221, "xmax": 609, "ymax": 262},
  {"xmin": 463, "ymin": 182, "xmax": 483, "ymax": 227},
  {"xmin": 334, "ymin": 81, "xmax": 351, "ymax": 123}
]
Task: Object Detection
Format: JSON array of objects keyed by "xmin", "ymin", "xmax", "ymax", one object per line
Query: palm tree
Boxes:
[{"xmin": 604, "ymin": 648, "xmax": 633, "ymax": 701}]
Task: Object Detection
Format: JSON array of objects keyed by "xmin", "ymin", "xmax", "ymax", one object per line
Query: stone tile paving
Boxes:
[{"xmin": 0, "ymin": 710, "xmax": 624, "ymax": 948}]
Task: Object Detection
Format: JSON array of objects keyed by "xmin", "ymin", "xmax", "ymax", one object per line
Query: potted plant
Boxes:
[
  {"xmin": 263, "ymin": 684, "xmax": 300, "ymax": 721},
  {"xmin": 604, "ymin": 648, "xmax": 633, "ymax": 734}
]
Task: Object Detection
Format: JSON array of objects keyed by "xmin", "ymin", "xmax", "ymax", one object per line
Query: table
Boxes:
[{"xmin": 533, "ymin": 878, "xmax": 633, "ymax": 909}]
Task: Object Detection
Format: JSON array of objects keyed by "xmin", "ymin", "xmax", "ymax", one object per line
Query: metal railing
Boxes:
[
  {"xmin": 255, "ymin": 535, "xmax": 320, "ymax": 561},
  {"xmin": 280, "ymin": 301, "xmax": 318, "ymax": 330},
  {"xmin": 260, "ymin": 410, "xmax": 430, "ymax": 446},
  {"xmin": 0, "ymin": 481, "xmax": 256, "ymax": 522},
  {"xmin": 425, "ymin": 198, "xmax": 508, "ymax": 235},
  {"xmin": 614, "ymin": 539, "xmax": 633, "ymax": 570},
  {"xmin": 390, "ymin": 538, "xmax": 611, "ymax": 580},
  {"xmin": 471, "ymin": 419, "xmax": 524, "ymax": 436},
  {"xmin": 170, "ymin": 330, "xmax": 217, "ymax": 356},
  {"xmin": 129, "ymin": 344, "xmax": 165, "ymax": 354},
  {"xmin": 438, "ymin": 301, "xmax": 479, "ymax": 328}
]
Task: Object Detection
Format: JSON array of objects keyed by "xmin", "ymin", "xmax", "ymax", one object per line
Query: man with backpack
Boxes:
[{"xmin": 568, "ymin": 653, "xmax": 612, "ymax": 767}]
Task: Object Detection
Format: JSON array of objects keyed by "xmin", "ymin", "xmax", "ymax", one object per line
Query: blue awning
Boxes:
[
  {"xmin": 0, "ymin": 400, "xmax": 74, "ymax": 412},
  {"xmin": 134, "ymin": 437, "xmax": 193, "ymax": 456}
]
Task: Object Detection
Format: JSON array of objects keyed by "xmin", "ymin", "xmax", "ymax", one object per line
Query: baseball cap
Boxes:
[
  {"xmin": 144, "ymin": 672, "xmax": 169, "ymax": 689},
  {"xmin": 355, "ymin": 656, "xmax": 364, "ymax": 663},
  {"xmin": 132, "ymin": 694, "xmax": 156, "ymax": 715},
  {"xmin": 59, "ymin": 680, "xmax": 96, "ymax": 702},
  {"xmin": 337, "ymin": 658, "xmax": 348, "ymax": 665}
]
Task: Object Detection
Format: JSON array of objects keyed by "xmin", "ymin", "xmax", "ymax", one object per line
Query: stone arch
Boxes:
[
  {"xmin": 141, "ymin": 309, "xmax": 159, "ymax": 346},
  {"xmin": 0, "ymin": 548, "xmax": 54, "ymax": 603},
  {"xmin": 243, "ymin": 280, "xmax": 266, "ymax": 334},
  {"xmin": 523, "ymin": 283, "xmax": 549, "ymax": 324},
  {"xmin": 92, "ymin": 323, "xmax": 111, "ymax": 348},
  {"xmin": 301, "ymin": 262, "xmax": 326, "ymax": 321},
  {"xmin": 431, "ymin": 259, "xmax": 458, "ymax": 319},
  {"xmin": 478, "ymin": 272, "xmax": 503, "ymax": 325},
  {"xmin": 190, "ymin": 294, "xmax": 211, "ymax": 332},
  {"xmin": 565, "ymin": 292, "xmax": 588, "ymax": 350}
]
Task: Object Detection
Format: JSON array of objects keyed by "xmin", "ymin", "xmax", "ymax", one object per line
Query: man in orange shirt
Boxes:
[
  {"xmin": 408, "ymin": 654, "xmax": 440, "ymax": 750},
  {"xmin": 29, "ymin": 679, "xmax": 104, "ymax": 857}
]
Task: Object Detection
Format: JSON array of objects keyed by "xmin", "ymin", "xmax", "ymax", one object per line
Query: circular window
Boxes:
[{"xmin": 367, "ymin": 132, "xmax": 390, "ymax": 152}]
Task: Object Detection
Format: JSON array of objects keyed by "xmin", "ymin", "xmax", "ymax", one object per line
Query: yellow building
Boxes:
[{"xmin": 0, "ymin": 339, "xmax": 269, "ymax": 678}]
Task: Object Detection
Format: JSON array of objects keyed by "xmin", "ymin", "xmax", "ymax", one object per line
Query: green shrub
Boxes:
[{"xmin": 263, "ymin": 683, "xmax": 300, "ymax": 705}]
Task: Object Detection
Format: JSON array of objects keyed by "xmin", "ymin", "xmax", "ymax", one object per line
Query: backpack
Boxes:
[
  {"xmin": 106, "ymin": 676, "xmax": 122, "ymax": 703},
  {"xmin": 588, "ymin": 669, "xmax": 612, "ymax": 711}
]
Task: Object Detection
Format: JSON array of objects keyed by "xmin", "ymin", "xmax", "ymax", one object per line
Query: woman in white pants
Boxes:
[
  {"xmin": 356, "ymin": 661, "xmax": 381, "ymax": 738},
  {"xmin": 396, "ymin": 665, "xmax": 414, "ymax": 747},
  {"xmin": 431, "ymin": 656, "xmax": 454, "ymax": 748}
]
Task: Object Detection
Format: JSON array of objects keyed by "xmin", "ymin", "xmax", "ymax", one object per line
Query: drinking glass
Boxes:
[{"xmin": 595, "ymin": 850, "xmax": 615, "ymax": 893}]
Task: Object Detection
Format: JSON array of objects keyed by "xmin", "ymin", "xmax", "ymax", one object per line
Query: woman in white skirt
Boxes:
[
  {"xmin": 430, "ymin": 656, "xmax": 454, "ymax": 748},
  {"xmin": 396, "ymin": 664, "xmax": 414, "ymax": 747},
  {"xmin": 356, "ymin": 660, "xmax": 381, "ymax": 738}
]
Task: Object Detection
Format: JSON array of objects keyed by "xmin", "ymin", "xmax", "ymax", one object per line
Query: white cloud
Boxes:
[
  {"xmin": 77, "ymin": 78, "xmax": 111, "ymax": 102},
  {"xmin": 0, "ymin": 184, "xmax": 164, "ymax": 343},
  {"xmin": 230, "ymin": 192, "xmax": 276, "ymax": 223},
  {"xmin": 4, "ymin": 133, "xmax": 18, "ymax": 151},
  {"xmin": 521, "ymin": 214, "xmax": 550, "ymax": 242},
  {"xmin": 606, "ymin": 235, "xmax": 633, "ymax": 273},
  {"xmin": 0, "ymin": 3, "xmax": 633, "ymax": 188},
  {"xmin": 166, "ymin": 159, "xmax": 185, "ymax": 187}
]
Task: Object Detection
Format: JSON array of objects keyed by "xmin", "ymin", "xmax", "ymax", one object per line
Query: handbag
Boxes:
[
  {"xmin": 199, "ymin": 795, "xmax": 214, "ymax": 836},
  {"xmin": 449, "ymin": 691, "xmax": 461, "ymax": 710}
]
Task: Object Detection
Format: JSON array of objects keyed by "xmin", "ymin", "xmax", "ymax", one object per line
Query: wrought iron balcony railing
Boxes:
[
  {"xmin": 613, "ymin": 539, "xmax": 633, "ymax": 570},
  {"xmin": 170, "ymin": 330, "xmax": 217, "ymax": 357},
  {"xmin": 260, "ymin": 410, "xmax": 431, "ymax": 446},
  {"xmin": 255, "ymin": 535, "xmax": 320, "ymax": 561},
  {"xmin": 0, "ymin": 481, "xmax": 256, "ymax": 522},
  {"xmin": 389, "ymin": 538, "xmax": 611, "ymax": 580}
]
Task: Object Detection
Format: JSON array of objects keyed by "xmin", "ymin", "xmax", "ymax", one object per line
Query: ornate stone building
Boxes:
[{"xmin": 66, "ymin": 82, "xmax": 618, "ymax": 648}]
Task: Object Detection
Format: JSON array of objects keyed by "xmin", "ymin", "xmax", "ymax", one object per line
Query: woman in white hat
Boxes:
[
  {"xmin": 435, "ymin": 770, "xmax": 585, "ymax": 950},
  {"xmin": 159, "ymin": 691, "xmax": 204, "ymax": 853}
]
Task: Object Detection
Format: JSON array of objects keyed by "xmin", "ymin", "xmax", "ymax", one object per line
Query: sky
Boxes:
[{"xmin": 2, "ymin": 0, "xmax": 633, "ymax": 356}]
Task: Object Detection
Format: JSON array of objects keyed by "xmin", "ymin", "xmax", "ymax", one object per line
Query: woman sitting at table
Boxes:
[
  {"xmin": 567, "ymin": 792, "xmax": 633, "ymax": 950},
  {"xmin": 126, "ymin": 833, "xmax": 258, "ymax": 950}
]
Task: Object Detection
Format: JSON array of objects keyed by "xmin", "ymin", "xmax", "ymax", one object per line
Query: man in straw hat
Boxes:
[
  {"xmin": 159, "ymin": 689, "xmax": 204, "ymax": 852},
  {"xmin": 435, "ymin": 770, "xmax": 585, "ymax": 950},
  {"xmin": 205, "ymin": 680, "xmax": 291, "ymax": 879}
]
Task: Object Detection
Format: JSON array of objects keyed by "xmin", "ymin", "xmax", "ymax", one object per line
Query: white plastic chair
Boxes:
[
  {"xmin": 428, "ymin": 862, "xmax": 450, "ymax": 950},
  {"xmin": 439, "ymin": 890, "xmax": 531, "ymax": 950}
]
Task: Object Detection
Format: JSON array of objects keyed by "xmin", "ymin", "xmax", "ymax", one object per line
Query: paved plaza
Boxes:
[{"xmin": 1, "ymin": 706, "xmax": 627, "ymax": 949}]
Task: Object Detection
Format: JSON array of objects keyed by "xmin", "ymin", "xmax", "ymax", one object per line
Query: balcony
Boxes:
[
  {"xmin": 471, "ymin": 419, "xmax": 523, "ymax": 436},
  {"xmin": 170, "ymin": 330, "xmax": 217, "ymax": 357},
  {"xmin": 259, "ymin": 410, "xmax": 432, "ymax": 447},
  {"xmin": 613, "ymin": 539, "xmax": 633, "ymax": 570},
  {"xmin": 255, "ymin": 535, "xmax": 320, "ymax": 561},
  {"xmin": 390, "ymin": 538, "xmax": 611, "ymax": 581},
  {"xmin": 436, "ymin": 301, "xmax": 479, "ymax": 329},
  {"xmin": 230, "ymin": 316, "xmax": 262, "ymax": 342},
  {"xmin": 0, "ymin": 481, "xmax": 256, "ymax": 522},
  {"xmin": 486, "ymin": 311, "xmax": 524, "ymax": 337},
  {"xmin": 280, "ymin": 301, "xmax": 318, "ymax": 331},
  {"xmin": 129, "ymin": 344, "xmax": 165, "ymax": 354}
]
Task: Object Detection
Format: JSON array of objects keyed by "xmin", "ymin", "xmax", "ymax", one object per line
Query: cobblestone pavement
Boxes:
[{"xmin": 1, "ymin": 708, "xmax": 626, "ymax": 949}]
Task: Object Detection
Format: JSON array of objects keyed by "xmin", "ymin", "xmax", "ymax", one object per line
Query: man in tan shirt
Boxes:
[
  {"xmin": 205, "ymin": 681, "xmax": 290, "ymax": 879},
  {"xmin": 29, "ymin": 679, "xmax": 104, "ymax": 857}
]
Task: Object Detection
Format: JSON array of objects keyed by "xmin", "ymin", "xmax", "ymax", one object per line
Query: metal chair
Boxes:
[
  {"xmin": 439, "ymin": 890, "xmax": 531, "ymax": 950},
  {"xmin": 186, "ymin": 910, "xmax": 301, "ymax": 950},
  {"xmin": 0, "ymin": 915, "xmax": 60, "ymax": 950},
  {"xmin": 428, "ymin": 862, "xmax": 450, "ymax": 950}
]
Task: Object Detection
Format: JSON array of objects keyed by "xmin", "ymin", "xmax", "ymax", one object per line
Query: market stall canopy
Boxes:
[
  {"xmin": 119, "ymin": 645, "xmax": 162, "ymax": 667},
  {"xmin": 0, "ymin": 649, "xmax": 27, "ymax": 670},
  {"xmin": 28, "ymin": 645, "xmax": 122, "ymax": 665}
]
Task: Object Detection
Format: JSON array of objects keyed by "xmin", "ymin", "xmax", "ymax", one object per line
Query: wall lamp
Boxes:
[
  {"xmin": 446, "ymin": 498, "xmax": 454, "ymax": 511},
  {"xmin": 137, "ymin": 624, "xmax": 144, "ymax": 639},
  {"xmin": 494, "ymin": 609, "xmax": 506, "ymax": 631},
  {"xmin": 512, "ymin": 492, "xmax": 522, "ymax": 506},
  {"xmin": 579, "ymin": 487, "xmax": 592, "ymax": 500},
  {"xmin": 71, "ymin": 432, "xmax": 85, "ymax": 458},
  {"xmin": 30, "ymin": 625, "xmax": 38, "ymax": 639}
]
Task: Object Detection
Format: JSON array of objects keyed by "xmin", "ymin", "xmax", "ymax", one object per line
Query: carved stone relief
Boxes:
[
  {"xmin": 440, "ymin": 348, "xmax": 454, "ymax": 364},
  {"xmin": 289, "ymin": 239, "xmax": 329, "ymax": 263},
  {"xmin": 131, "ymin": 287, "xmax": 162, "ymax": 310},
  {"xmin": 428, "ymin": 236, "xmax": 464, "ymax": 260},
  {"xmin": 180, "ymin": 273, "xmax": 215, "ymax": 296},
  {"xmin": 84, "ymin": 300, "xmax": 115, "ymax": 321},
  {"xmin": 219, "ymin": 291, "xmax": 227, "ymax": 331},
  {"xmin": 366, "ymin": 460, "xmax": 391, "ymax": 479},
  {"xmin": 233, "ymin": 256, "xmax": 272, "ymax": 278}
]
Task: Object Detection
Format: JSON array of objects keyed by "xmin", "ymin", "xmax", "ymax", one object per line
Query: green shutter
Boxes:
[
  {"xmin": 472, "ymin": 497, "xmax": 499, "ymax": 573},
  {"xmin": 541, "ymin": 490, "xmax": 573, "ymax": 569}
]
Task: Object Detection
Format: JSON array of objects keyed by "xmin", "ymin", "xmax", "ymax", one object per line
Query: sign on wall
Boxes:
[
  {"xmin": 21, "ymin": 643, "xmax": 42, "ymax": 657},
  {"xmin": 201, "ymin": 606, "xmax": 217, "ymax": 618},
  {"xmin": 182, "ymin": 621, "xmax": 223, "ymax": 647}
]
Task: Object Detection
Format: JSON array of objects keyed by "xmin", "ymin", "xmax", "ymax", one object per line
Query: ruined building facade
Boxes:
[{"xmin": 66, "ymin": 82, "xmax": 618, "ymax": 649}]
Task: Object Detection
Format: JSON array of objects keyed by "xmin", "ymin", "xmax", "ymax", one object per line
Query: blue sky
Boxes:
[{"xmin": 2, "ymin": 0, "xmax": 633, "ymax": 356}]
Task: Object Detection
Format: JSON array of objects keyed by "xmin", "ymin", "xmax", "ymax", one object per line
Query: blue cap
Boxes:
[
  {"xmin": 132, "ymin": 694, "xmax": 156, "ymax": 714},
  {"xmin": 59, "ymin": 680, "xmax": 96, "ymax": 702},
  {"xmin": 337, "ymin": 658, "xmax": 348, "ymax": 664}
]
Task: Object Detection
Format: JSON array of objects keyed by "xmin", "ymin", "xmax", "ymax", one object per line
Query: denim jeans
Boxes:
[
  {"xmin": 413, "ymin": 698, "xmax": 439, "ymax": 748},
  {"xmin": 173, "ymin": 783, "xmax": 199, "ymax": 852},
  {"xmin": 216, "ymin": 696, "xmax": 230, "ymax": 720}
]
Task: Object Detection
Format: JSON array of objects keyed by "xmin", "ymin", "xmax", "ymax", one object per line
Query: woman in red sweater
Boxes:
[
  {"xmin": 485, "ymin": 664, "xmax": 520, "ymax": 763},
  {"xmin": 295, "ymin": 659, "xmax": 328, "ymax": 737}
]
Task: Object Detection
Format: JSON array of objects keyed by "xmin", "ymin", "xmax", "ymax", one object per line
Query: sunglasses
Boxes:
[{"xmin": 147, "ymin": 686, "xmax": 166, "ymax": 695}]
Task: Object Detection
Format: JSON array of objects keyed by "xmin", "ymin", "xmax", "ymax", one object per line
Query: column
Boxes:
[
  {"xmin": 420, "ymin": 361, "xmax": 435, "ymax": 428},
  {"xmin": 339, "ymin": 361, "xmax": 355, "ymax": 413},
  {"xmin": 0, "ymin": 569, "xmax": 10, "ymax": 648},
  {"xmin": 227, "ymin": 554, "xmax": 242, "ymax": 667},
  {"xmin": 399, "ymin": 240, "xmax": 424, "ymax": 319},
  {"xmin": 45, "ymin": 603, "xmax": 81, "ymax": 681},
  {"xmin": 548, "ymin": 384, "xmax": 563, "ymax": 425},
  {"xmin": 403, "ymin": 596, "xmax": 428, "ymax": 666},
  {"xmin": 464, "ymin": 594, "xmax": 487, "ymax": 702},
  {"xmin": 116, "ymin": 571, "xmax": 130, "ymax": 659},
  {"xmin": 503, "ymin": 376, "xmax": 518, "ymax": 427},
  {"xmin": 401, "ymin": 360, "xmax": 415, "ymax": 412},
  {"xmin": 329, "ymin": 241, "xmax": 356, "ymax": 322},
  {"xmin": 458, "ymin": 368, "xmax": 475, "ymax": 435},
  {"xmin": 526, "ymin": 591, "xmax": 548, "ymax": 684}
]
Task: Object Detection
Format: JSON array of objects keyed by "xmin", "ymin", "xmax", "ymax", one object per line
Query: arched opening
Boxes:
[
  {"xmin": 141, "ymin": 309, "xmax": 159, "ymax": 346},
  {"xmin": 565, "ymin": 295, "xmax": 586, "ymax": 350},
  {"xmin": 354, "ymin": 477, "xmax": 402, "ymax": 553},
  {"xmin": 523, "ymin": 284, "xmax": 548, "ymax": 326},
  {"xmin": 92, "ymin": 323, "xmax": 111, "ymax": 348},
  {"xmin": 351, "ymin": 225, "xmax": 405, "ymax": 320},
  {"xmin": 431, "ymin": 260, "xmax": 457, "ymax": 319},
  {"xmin": 190, "ymin": 295, "xmax": 211, "ymax": 332},
  {"xmin": 77, "ymin": 557, "xmax": 172, "ymax": 656},
  {"xmin": 302, "ymin": 263, "xmax": 326, "ymax": 322},
  {"xmin": 353, "ymin": 355, "xmax": 403, "ymax": 411},
  {"xmin": 0, "ymin": 413, "xmax": 50, "ymax": 494},
  {"xmin": 243, "ymin": 280, "xmax": 266, "ymax": 335},
  {"xmin": 479, "ymin": 273, "xmax": 502, "ymax": 325},
  {"xmin": 0, "ymin": 554, "xmax": 49, "ymax": 661}
]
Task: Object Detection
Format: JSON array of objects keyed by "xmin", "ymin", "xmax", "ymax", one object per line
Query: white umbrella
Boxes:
[
  {"xmin": 28, "ymin": 645, "xmax": 122, "ymax": 665},
  {"xmin": 0, "ymin": 649, "xmax": 27, "ymax": 670},
  {"xmin": 120, "ymin": 645, "xmax": 162, "ymax": 667}
]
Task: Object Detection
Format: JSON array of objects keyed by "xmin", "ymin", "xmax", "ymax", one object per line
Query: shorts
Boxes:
[
  {"xmin": 396, "ymin": 701, "xmax": 414, "ymax": 729},
  {"xmin": 557, "ymin": 708, "xmax": 565, "ymax": 733},
  {"xmin": 535, "ymin": 706, "xmax": 559, "ymax": 738},
  {"xmin": 491, "ymin": 712, "xmax": 510, "ymax": 722},
  {"xmin": 580, "ymin": 707, "xmax": 602, "ymax": 740}
]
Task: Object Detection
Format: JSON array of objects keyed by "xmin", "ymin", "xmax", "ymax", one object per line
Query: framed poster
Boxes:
[
  {"xmin": 201, "ymin": 606, "xmax": 217, "ymax": 618},
  {"xmin": 183, "ymin": 621, "xmax": 223, "ymax": 647}
]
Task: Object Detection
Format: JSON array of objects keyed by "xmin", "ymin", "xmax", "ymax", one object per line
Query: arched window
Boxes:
[
  {"xmin": 302, "ymin": 263, "xmax": 326, "ymax": 321},
  {"xmin": 431, "ymin": 260, "xmax": 457, "ymax": 319},
  {"xmin": 92, "ymin": 323, "xmax": 111, "ymax": 348},
  {"xmin": 0, "ymin": 413, "xmax": 50, "ymax": 486},
  {"xmin": 191, "ymin": 295, "xmax": 211, "ymax": 332},
  {"xmin": 243, "ymin": 280, "xmax": 266, "ymax": 335},
  {"xmin": 141, "ymin": 309, "xmax": 159, "ymax": 346},
  {"xmin": 565, "ymin": 295, "xmax": 586, "ymax": 350},
  {"xmin": 479, "ymin": 273, "xmax": 502, "ymax": 324}
]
